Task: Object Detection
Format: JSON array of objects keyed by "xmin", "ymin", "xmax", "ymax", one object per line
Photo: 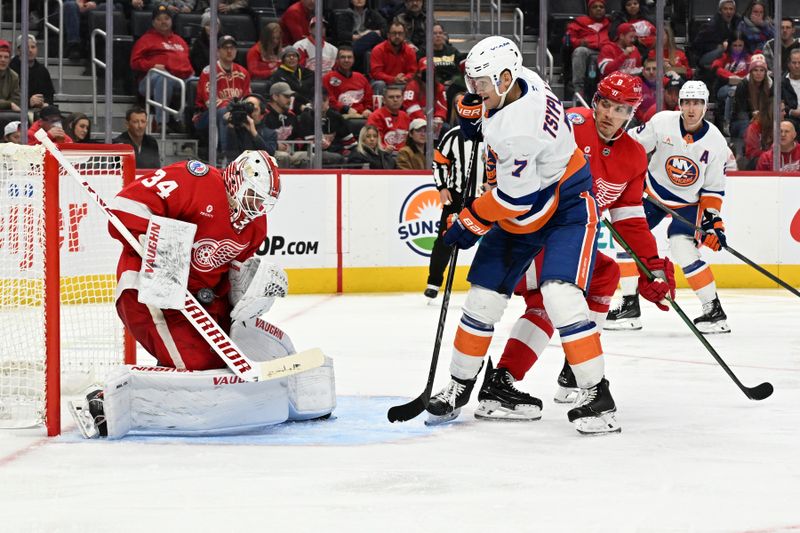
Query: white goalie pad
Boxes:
[
  {"xmin": 137, "ymin": 215, "xmax": 197, "ymax": 309},
  {"xmin": 229, "ymin": 256, "xmax": 288, "ymax": 322},
  {"xmin": 99, "ymin": 365, "xmax": 289, "ymax": 439}
]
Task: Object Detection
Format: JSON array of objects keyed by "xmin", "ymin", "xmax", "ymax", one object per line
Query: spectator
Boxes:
[
  {"xmin": 10, "ymin": 35, "xmax": 54, "ymax": 113},
  {"xmin": 66, "ymin": 113, "xmax": 95, "ymax": 143},
  {"xmin": 783, "ymin": 49, "xmax": 800, "ymax": 129},
  {"xmin": 63, "ymin": 0, "xmax": 100, "ymax": 61},
  {"xmin": 598, "ymin": 22, "xmax": 642, "ymax": 78},
  {"xmin": 189, "ymin": 10, "xmax": 212, "ymax": 77},
  {"xmin": 0, "ymin": 40, "xmax": 20, "ymax": 112},
  {"xmin": 224, "ymin": 94, "xmax": 278, "ymax": 162},
  {"xmin": 431, "ymin": 23, "xmax": 466, "ymax": 87},
  {"xmin": 335, "ymin": 0, "xmax": 386, "ymax": 72},
  {"xmin": 396, "ymin": 0, "xmax": 426, "ymax": 54},
  {"xmin": 369, "ymin": 20, "xmax": 417, "ymax": 95},
  {"xmin": 131, "ymin": 0, "xmax": 194, "ymax": 14},
  {"xmin": 694, "ymin": 0, "xmax": 742, "ymax": 70},
  {"xmin": 609, "ymin": 0, "xmax": 656, "ymax": 54},
  {"xmin": 130, "ymin": 4, "xmax": 194, "ymax": 128},
  {"xmin": 194, "ymin": 35, "xmax": 252, "ymax": 150},
  {"xmin": 647, "ymin": 25, "xmax": 693, "ymax": 79},
  {"xmin": 248, "ymin": 21, "xmax": 283, "ymax": 80},
  {"xmin": 763, "ymin": 18, "xmax": 800, "ymax": 75},
  {"xmin": 756, "ymin": 120, "xmax": 800, "ymax": 171},
  {"xmin": 640, "ymin": 74, "xmax": 683, "ymax": 122},
  {"xmin": 731, "ymin": 53, "xmax": 773, "ymax": 138},
  {"xmin": 268, "ymin": 45, "xmax": 314, "ymax": 113},
  {"xmin": 323, "ymin": 45, "xmax": 373, "ymax": 118},
  {"xmin": 737, "ymin": 0, "xmax": 774, "ymax": 54},
  {"xmin": 297, "ymin": 88, "xmax": 355, "ymax": 165},
  {"xmin": 366, "ymin": 84, "xmax": 410, "ymax": 152},
  {"xmin": 113, "ymin": 106, "xmax": 161, "ymax": 169},
  {"xmin": 396, "ymin": 117, "xmax": 427, "ymax": 169},
  {"xmin": 711, "ymin": 35, "xmax": 750, "ymax": 133},
  {"xmin": 280, "ymin": 0, "xmax": 314, "ymax": 46},
  {"xmin": 346, "ymin": 123, "xmax": 395, "ymax": 169},
  {"xmin": 262, "ymin": 81, "xmax": 306, "ymax": 167},
  {"xmin": 2, "ymin": 120, "xmax": 21, "ymax": 144},
  {"xmin": 565, "ymin": 0, "xmax": 611, "ymax": 99},
  {"xmin": 741, "ymin": 100, "xmax": 776, "ymax": 169},
  {"xmin": 27, "ymin": 105, "xmax": 73, "ymax": 145},
  {"xmin": 294, "ymin": 17, "xmax": 338, "ymax": 74},
  {"xmin": 198, "ymin": 0, "xmax": 249, "ymax": 14},
  {"xmin": 636, "ymin": 56, "xmax": 658, "ymax": 122},
  {"xmin": 402, "ymin": 57, "xmax": 447, "ymax": 137}
]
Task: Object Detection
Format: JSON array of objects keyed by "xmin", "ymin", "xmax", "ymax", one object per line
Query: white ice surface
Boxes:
[{"xmin": 1, "ymin": 289, "xmax": 799, "ymax": 532}]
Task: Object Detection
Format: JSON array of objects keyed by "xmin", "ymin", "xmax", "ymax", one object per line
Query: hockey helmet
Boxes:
[
  {"xmin": 592, "ymin": 72, "xmax": 641, "ymax": 141},
  {"xmin": 464, "ymin": 36, "xmax": 522, "ymax": 100},
  {"xmin": 222, "ymin": 150, "xmax": 281, "ymax": 230},
  {"xmin": 678, "ymin": 80, "xmax": 709, "ymax": 105}
]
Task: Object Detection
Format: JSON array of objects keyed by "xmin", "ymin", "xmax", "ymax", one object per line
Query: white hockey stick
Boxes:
[{"xmin": 35, "ymin": 130, "xmax": 323, "ymax": 381}]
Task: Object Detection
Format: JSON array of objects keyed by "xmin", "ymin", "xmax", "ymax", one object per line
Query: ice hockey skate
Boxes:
[
  {"xmin": 693, "ymin": 297, "xmax": 730, "ymax": 334},
  {"xmin": 474, "ymin": 360, "xmax": 542, "ymax": 421},
  {"xmin": 68, "ymin": 389, "xmax": 107, "ymax": 439},
  {"xmin": 424, "ymin": 285, "xmax": 438, "ymax": 304},
  {"xmin": 567, "ymin": 378, "xmax": 621, "ymax": 435},
  {"xmin": 553, "ymin": 359, "xmax": 579, "ymax": 404},
  {"xmin": 604, "ymin": 294, "xmax": 642, "ymax": 330},
  {"xmin": 425, "ymin": 374, "xmax": 478, "ymax": 426}
]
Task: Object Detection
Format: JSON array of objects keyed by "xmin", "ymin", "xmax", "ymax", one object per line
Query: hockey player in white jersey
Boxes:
[
  {"xmin": 607, "ymin": 80, "xmax": 736, "ymax": 333},
  {"xmin": 425, "ymin": 36, "xmax": 621, "ymax": 435}
]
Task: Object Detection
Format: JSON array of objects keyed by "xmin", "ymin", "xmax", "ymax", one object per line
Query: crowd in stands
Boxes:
[
  {"xmin": 564, "ymin": 0, "xmax": 800, "ymax": 171},
  {"xmin": 3, "ymin": 0, "xmax": 800, "ymax": 172}
]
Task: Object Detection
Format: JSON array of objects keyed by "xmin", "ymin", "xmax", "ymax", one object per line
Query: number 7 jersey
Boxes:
[
  {"xmin": 628, "ymin": 110, "xmax": 736, "ymax": 212},
  {"xmin": 108, "ymin": 160, "xmax": 267, "ymax": 296}
]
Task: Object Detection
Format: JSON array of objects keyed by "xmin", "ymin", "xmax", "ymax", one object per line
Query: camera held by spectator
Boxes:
[{"xmin": 225, "ymin": 94, "xmax": 278, "ymax": 162}]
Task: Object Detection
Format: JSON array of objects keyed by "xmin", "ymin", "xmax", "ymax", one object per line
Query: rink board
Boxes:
[{"xmin": 264, "ymin": 170, "xmax": 800, "ymax": 293}]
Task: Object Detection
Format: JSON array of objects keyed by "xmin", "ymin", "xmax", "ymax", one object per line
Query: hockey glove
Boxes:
[
  {"xmin": 701, "ymin": 209, "xmax": 727, "ymax": 251},
  {"xmin": 456, "ymin": 93, "xmax": 483, "ymax": 141},
  {"xmin": 638, "ymin": 257, "xmax": 676, "ymax": 311},
  {"xmin": 443, "ymin": 199, "xmax": 491, "ymax": 249}
]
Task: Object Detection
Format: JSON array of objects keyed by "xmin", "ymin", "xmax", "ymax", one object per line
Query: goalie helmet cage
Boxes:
[{"xmin": 0, "ymin": 143, "xmax": 137, "ymax": 437}]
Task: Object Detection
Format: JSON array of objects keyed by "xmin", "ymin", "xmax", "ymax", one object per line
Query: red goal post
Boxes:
[{"xmin": 0, "ymin": 143, "xmax": 137, "ymax": 436}]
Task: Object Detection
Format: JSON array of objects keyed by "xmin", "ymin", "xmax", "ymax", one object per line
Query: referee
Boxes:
[{"xmin": 424, "ymin": 125, "xmax": 485, "ymax": 301}]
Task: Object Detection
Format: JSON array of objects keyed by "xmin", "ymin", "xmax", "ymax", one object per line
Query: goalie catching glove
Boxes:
[
  {"xmin": 229, "ymin": 255, "xmax": 288, "ymax": 322},
  {"xmin": 443, "ymin": 198, "xmax": 491, "ymax": 249},
  {"xmin": 638, "ymin": 257, "xmax": 676, "ymax": 311},
  {"xmin": 700, "ymin": 209, "xmax": 726, "ymax": 251}
]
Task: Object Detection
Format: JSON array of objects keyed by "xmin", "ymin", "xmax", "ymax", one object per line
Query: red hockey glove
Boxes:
[
  {"xmin": 444, "ymin": 198, "xmax": 491, "ymax": 249},
  {"xmin": 701, "ymin": 209, "xmax": 726, "ymax": 251},
  {"xmin": 638, "ymin": 257, "xmax": 676, "ymax": 311}
]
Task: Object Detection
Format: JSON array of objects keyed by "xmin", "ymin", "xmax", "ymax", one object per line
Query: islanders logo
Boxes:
[
  {"xmin": 665, "ymin": 156, "xmax": 699, "ymax": 187},
  {"xmin": 398, "ymin": 184, "xmax": 442, "ymax": 257}
]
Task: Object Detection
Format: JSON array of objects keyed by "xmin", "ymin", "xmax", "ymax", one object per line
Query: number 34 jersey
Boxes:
[
  {"xmin": 628, "ymin": 110, "xmax": 736, "ymax": 212},
  {"xmin": 109, "ymin": 160, "xmax": 267, "ymax": 296}
]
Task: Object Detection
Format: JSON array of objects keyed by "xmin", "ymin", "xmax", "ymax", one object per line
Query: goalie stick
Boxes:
[
  {"xmin": 35, "ymin": 130, "xmax": 324, "ymax": 382},
  {"xmin": 387, "ymin": 135, "xmax": 481, "ymax": 423},
  {"xmin": 602, "ymin": 216, "xmax": 773, "ymax": 401},
  {"xmin": 644, "ymin": 195, "xmax": 800, "ymax": 299}
]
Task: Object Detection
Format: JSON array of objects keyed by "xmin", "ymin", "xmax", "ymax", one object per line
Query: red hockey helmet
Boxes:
[{"xmin": 595, "ymin": 72, "xmax": 643, "ymax": 110}]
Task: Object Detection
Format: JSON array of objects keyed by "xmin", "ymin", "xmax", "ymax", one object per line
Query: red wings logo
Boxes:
[
  {"xmin": 665, "ymin": 156, "xmax": 700, "ymax": 187},
  {"xmin": 192, "ymin": 238, "xmax": 248, "ymax": 272}
]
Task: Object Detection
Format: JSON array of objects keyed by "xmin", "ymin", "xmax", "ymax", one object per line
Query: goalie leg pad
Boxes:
[{"xmin": 288, "ymin": 356, "xmax": 336, "ymax": 421}]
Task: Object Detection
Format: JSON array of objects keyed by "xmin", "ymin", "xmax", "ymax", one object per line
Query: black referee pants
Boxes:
[{"xmin": 426, "ymin": 190, "xmax": 463, "ymax": 288}]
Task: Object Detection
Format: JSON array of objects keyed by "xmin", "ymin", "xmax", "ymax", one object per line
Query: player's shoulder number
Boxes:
[{"xmin": 141, "ymin": 169, "xmax": 178, "ymax": 199}]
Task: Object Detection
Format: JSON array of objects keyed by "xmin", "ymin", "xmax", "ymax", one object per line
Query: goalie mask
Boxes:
[{"xmin": 222, "ymin": 150, "xmax": 280, "ymax": 232}]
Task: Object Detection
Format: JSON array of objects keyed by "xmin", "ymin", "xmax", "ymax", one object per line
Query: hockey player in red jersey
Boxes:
[
  {"xmin": 109, "ymin": 151, "xmax": 280, "ymax": 371},
  {"xmin": 474, "ymin": 72, "xmax": 677, "ymax": 420}
]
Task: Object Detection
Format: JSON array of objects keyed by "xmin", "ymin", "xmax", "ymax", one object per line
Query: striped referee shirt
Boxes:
[{"xmin": 432, "ymin": 126, "xmax": 485, "ymax": 197}]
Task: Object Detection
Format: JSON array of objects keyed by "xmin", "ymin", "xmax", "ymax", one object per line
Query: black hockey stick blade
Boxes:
[
  {"xmin": 745, "ymin": 381, "xmax": 774, "ymax": 401},
  {"xmin": 387, "ymin": 394, "xmax": 427, "ymax": 423}
]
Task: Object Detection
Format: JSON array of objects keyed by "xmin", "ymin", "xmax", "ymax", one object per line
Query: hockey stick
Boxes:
[
  {"xmin": 644, "ymin": 195, "xmax": 800, "ymax": 298},
  {"xmin": 387, "ymin": 137, "xmax": 481, "ymax": 422},
  {"xmin": 602, "ymin": 217, "xmax": 773, "ymax": 400},
  {"xmin": 35, "ymin": 129, "xmax": 324, "ymax": 382}
]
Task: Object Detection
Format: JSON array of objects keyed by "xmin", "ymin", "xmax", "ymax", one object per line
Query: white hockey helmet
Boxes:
[
  {"xmin": 222, "ymin": 150, "xmax": 281, "ymax": 230},
  {"xmin": 464, "ymin": 36, "xmax": 522, "ymax": 101},
  {"xmin": 678, "ymin": 80, "xmax": 709, "ymax": 105}
]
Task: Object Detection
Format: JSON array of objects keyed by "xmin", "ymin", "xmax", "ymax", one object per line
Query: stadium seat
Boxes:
[
  {"xmin": 250, "ymin": 0, "xmax": 278, "ymax": 17},
  {"xmin": 251, "ymin": 79, "xmax": 269, "ymax": 99},
  {"xmin": 236, "ymin": 47, "xmax": 249, "ymax": 68},
  {"xmin": 174, "ymin": 13, "xmax": 204, "ymax": 42},
  {"xmin": 220, "ymin": 15, "xmax": 257, "ymax": 46},
  {"xmin": 132, "ymin": 11, "xmax": 152, "ymax": 39},
  {"xmin": 548, "ymin": 0, "xmax": 586, "ymax": 20},
  {"xmin": 257, "ymin": 15, "xmax": 280, "ymax": 35},
  {"xmin": 690, "ymin": 0, "xmax": 721, "ymax": 19},
  {"xmin": 88, "ymin": 10, "xmax": 131, "ymax": 35}
]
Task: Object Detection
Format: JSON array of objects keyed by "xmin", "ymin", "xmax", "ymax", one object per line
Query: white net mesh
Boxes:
[{"xmin": 0, "ymin": 145, "xmax": 129, "ymax": 429}]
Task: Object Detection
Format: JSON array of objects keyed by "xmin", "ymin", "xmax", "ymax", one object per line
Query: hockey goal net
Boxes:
[{"xmin": 0, "ymin": 143, "xmax": 136, "ymax": 436}]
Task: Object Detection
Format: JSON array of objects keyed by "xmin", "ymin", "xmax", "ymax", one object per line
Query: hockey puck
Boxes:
[{"xmin": 196, "ymin": 288, "xmax": 215, "ymax": 304}]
